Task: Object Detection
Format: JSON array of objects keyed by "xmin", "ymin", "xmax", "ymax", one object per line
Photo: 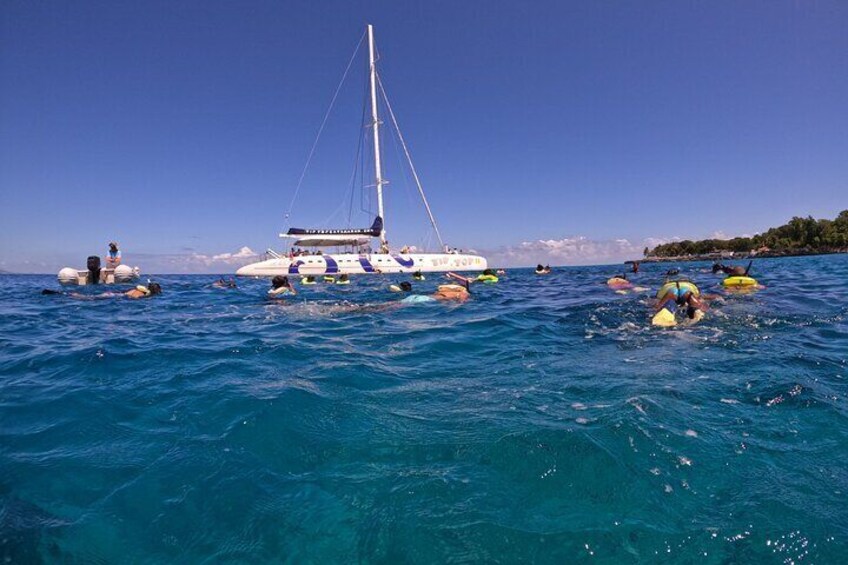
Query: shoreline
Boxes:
[{"xmin": 626, "ymin": 249, "xmax": 848, "ymax": 264}]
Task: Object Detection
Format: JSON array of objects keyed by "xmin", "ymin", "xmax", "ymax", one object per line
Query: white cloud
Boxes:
[
  {"xmin": 209, "ymin": 246, "xmax": 258, "ymax": 262},
  {"xmin": 120, "ymin": 246, "xmax": 260, "ymax": 274},
  {"xmin": 483, "ymin": 235, "xmax": 680, "ymax": 267}
]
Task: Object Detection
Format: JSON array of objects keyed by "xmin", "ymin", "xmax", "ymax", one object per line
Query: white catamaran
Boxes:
[{"xmin": 236, "ymin": 25, "xmax": 487, "ymax": 277}]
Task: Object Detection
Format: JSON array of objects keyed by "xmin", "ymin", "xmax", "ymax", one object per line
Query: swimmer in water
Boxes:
[
  {"xmin": 436, "ymin": 272, "xmax": 472, "ymax": 300},
  {"xmin": 397, "ymin": 273, "xmax": 471, "ymax": 303},
  {"xmin": 42, "ymin": 282, "xmax": 162, "ymax": 300},
  {"xmin": 607, "ymin": 273, "xmax": 633, "ymax": 289},
  {"xmin": 712, "ymin": 261, "xmax": 751, "ymax": 276},
  {"xmin": 388, "ymin": 281, "xmax": 413, "ymax": 292},
  {"xmin": 212, "ymin": 278, "xmax": 237, "ymax": 289},
  {"xmin": 654, "ymin": 281, "xmax": 707, "ymax": 321},
  {"xmin": 268, "ymin": 275, "xmax": 296, "ymax": 297}
]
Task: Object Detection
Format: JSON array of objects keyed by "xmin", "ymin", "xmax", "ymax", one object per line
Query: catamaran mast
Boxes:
[{"xmin": 367, "ymin": 25, "xmax": 387, "ymax": 247}]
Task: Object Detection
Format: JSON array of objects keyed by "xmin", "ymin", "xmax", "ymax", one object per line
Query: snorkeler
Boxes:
[
  {"xmin": 393, "ymin": 274, "xmax": 470, "ymax": 303},
  {"xmin": 268, "ymin": 275, "xmax": 297, "ymax": 297},
  {"xmin": 212, "ymin": 278, "xmax": 237, "ymax": 289},
  {"xmin": 653, "ymin": 280, "xmax": 707, "ymax": 325},
  {"xmin": 437, "ymin": 272, "xmax": 472, "ymax": 300},
  {"xmin": 535, "ymin": 264, "xmax": 551, "ymax": 274},
  {"xmin": 712, "ymin": 262, "xmax": 750, "ymax": 276},
  {"xmin": 42, "ymin": 282, "xmax": 162, "ymax": 300},
  {"xmin": 389, "ymin": 281, "xmax": 413, "ymax": 292},
  {"xmin": 433, "ymin": 283, "xmax": 470, "ymax": 301},
  {"xmin": 401, "ymin": 280, "xmax": 469, "ymax": 302},
  {"xmin": 125, "ymin": 283, "xmax": 162, "ymax": 299},
  {"xmin": 606, "ymin": 273, "xmax": 632, "ymax": 288}
]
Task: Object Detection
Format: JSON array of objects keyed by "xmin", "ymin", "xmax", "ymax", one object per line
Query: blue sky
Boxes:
[{"xmin": 1, "ymin": 1, "xmax": 846, "ymax": 273}]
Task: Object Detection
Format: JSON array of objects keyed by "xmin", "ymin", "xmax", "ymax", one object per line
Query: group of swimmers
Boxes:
[
  {"xmin": 42, "ymin": 282, "xmax": 162, "ymax": 300},
  {"xmin": 264, "ymin": 271, "xmax": 476, "ymax": 302},
  {"xmin": 41, "ymin": 262, "xmax": 757, "ymax": 324},
  {"xmin": 604, "ymin": 260, "xmax": 760, "ymax": 326}
]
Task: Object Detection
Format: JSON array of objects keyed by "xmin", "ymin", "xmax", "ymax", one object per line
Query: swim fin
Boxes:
[{"xmin": 652, "ymin": 307, "xmax": 677, "ymax": 327}]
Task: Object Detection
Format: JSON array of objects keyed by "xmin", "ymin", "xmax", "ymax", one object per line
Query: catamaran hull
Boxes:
[{"xmin": 236, "ymin": 253, "xmax": 487, "ymax": 277}]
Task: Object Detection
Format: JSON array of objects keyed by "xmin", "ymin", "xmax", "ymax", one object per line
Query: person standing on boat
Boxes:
[{"xmin": 106, "ymin": 242, "xmax": 122, "ymax": 267}]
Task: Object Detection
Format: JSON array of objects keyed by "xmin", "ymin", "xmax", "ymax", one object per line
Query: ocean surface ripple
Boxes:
[{"xmin": 1, "ymin": 256, "xmax": 847, "ymax": 563}]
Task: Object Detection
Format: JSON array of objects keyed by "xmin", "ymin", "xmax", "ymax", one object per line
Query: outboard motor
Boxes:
[{"xmin": 86, "ymin": 255, "xmax": 101, "ymax": 285}]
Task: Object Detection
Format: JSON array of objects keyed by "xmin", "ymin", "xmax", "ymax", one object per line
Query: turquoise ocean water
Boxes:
[{"xmin": 1, "ymin": 255, "xmax": 847, "ymax": 563}]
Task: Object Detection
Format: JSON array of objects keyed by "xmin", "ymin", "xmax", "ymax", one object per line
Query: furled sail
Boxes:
[{"xmin": 286, "ymin": 216, "xmax": 382, "ymax": 237}]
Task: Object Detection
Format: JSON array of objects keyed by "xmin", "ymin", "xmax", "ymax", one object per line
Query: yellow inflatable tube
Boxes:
[
  {"xmin": 656, "ymin": 281, "xmax": 700, "ymax": 300},
  {"xmin": 722, "ymin": 276, "xmax": 758, "ymax": 287}
]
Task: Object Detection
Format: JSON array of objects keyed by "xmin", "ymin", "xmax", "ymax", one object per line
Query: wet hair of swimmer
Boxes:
[
  {"xmin": 147, "ymin": 282, "xmax": 162, "ymax": 295},
  {"xmin": 339, "ymin": 274, "xmax": 349, "ymax": 281},
  {"xmin": 271, "ymin": 275, "xmax": 289, "ymax": 289},
  {"xmin": 483, "ymin": 268, "xmax": 495, "ymax": 276},
  {"xmin": 711, "ymin": 263, "xmax": 723, "ymax": 273},
  {"xmin": 399, "ymin": 281, "xmax": 412, "ymax": 292}
]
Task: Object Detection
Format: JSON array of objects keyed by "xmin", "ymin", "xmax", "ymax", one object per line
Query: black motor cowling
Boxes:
[{"xmin": 86, "ymin": 255, "xmax": 101, "ymax": 284}]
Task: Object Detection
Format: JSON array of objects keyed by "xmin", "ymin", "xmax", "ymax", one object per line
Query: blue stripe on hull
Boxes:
[
  {"xmin": 393, "ymin": 255, "xmax": 415, "ymax": 268},
  {"xmin": 358, "ymin": 258, "xmax": 375, "ymax": 273}
]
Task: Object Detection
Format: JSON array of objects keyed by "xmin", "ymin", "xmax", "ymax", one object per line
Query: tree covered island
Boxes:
[{"xmin": 645, "ymin": 210, "xmax": 848, "ymax": 260}]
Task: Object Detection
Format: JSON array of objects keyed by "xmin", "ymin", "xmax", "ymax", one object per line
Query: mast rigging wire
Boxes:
[
  {"xmin": 282, "ymin": 31, "xmax": 366, "ymax": 230},
  {"xmin": 376, "ymin": 74, "xmax": 446, "ymax": 249}
]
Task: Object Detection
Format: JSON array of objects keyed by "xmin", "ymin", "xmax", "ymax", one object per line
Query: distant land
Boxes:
[{"xmin": 639, "ymin": 210, "xmax": 848, "ymax": 263}]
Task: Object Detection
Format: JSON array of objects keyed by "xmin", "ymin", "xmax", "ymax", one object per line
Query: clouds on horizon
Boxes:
[
  {"xmin": 482, "ymin": 235, "xmax": 679, "ymax": 267},
  {"xmin": 131, "ymin": 246, "xmax": 260, "ymax": 273},
  {"xmin": 0, "ymin": 246, "xmax": 261, "ymax": 274},
  {"xmin": 2, "ymin": 236, "xmax": 693, "ymax": 273}
]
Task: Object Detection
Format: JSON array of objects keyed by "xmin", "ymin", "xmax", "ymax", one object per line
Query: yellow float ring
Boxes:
[
  {"xmin": 722, "ymin": 276, "xmax": 758, "ymax": 287},
  {"xmin": 656, "ymin": 281, "xmax": 700, "ymax": 300}
]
